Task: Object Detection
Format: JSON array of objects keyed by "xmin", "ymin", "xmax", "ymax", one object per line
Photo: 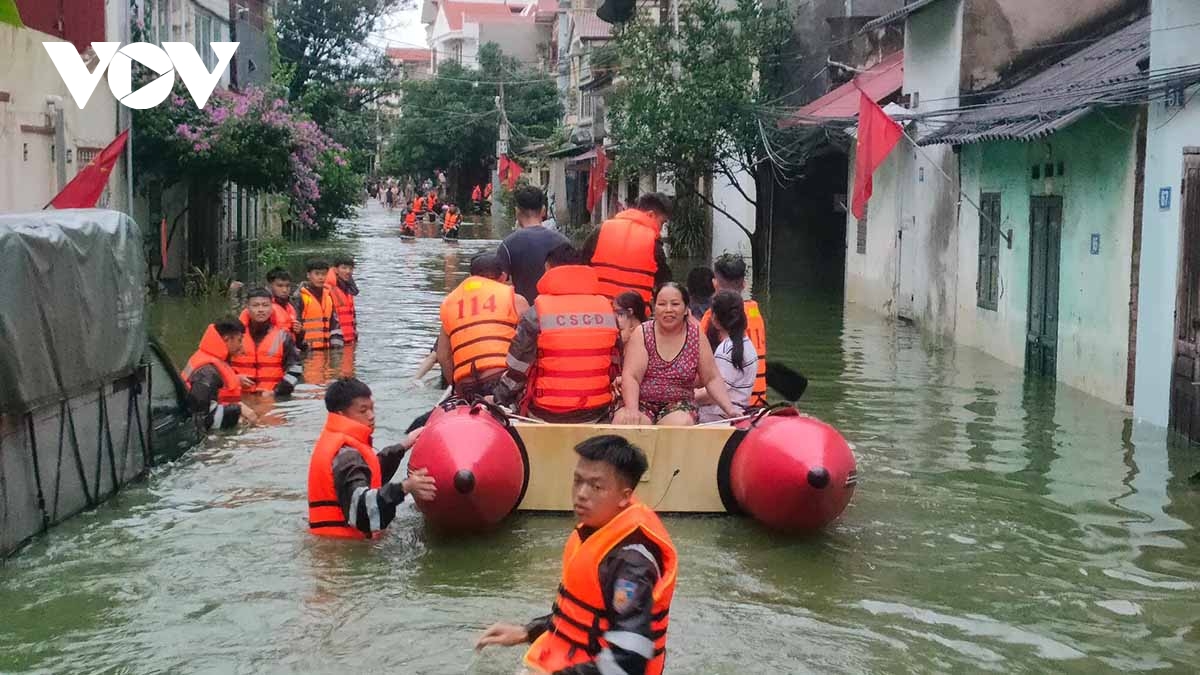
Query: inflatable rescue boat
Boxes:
[{"xmin": 408, "ymin": 401, "xmax": 858, "ymax": 533}]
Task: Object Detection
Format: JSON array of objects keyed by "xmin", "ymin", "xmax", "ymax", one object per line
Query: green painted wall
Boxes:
[{"xmin": 955, "ymin": 109, "xmax": 1140, "ymax": 405}]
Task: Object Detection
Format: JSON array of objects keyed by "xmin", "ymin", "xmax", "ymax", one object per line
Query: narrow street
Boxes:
[{"xmin": 2, "ymin": 203, "xmax": 1198, "ymax": 672}]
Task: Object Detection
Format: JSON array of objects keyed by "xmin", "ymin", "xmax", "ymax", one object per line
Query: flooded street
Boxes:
[{"xmin": 3, "ymin": 203, "xmax": 1200, "ymax": 673}]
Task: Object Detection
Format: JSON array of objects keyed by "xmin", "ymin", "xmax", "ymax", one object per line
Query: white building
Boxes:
[
  {"xmin": 0, "ymin": 0, "xmax": 129, "ymax": 214},
  {"xmin": 425, "ymin": 0, "xmax": 556, "ymax": 72},
  {"xmin": 1132, "ymin": 0, "xmax": 1200, "ymax": 438}
]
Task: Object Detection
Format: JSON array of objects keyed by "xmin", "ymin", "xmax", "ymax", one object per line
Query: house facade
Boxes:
[
  {"xmin": 844, "ymin": 0, "xmax": 1151, "ymax": 406},
  {"xmin": 1, "ymin": 0, "xmax": 128, "ymax": 214},
  {"xmin": 1132, "ymin": 0, "xmax": 1200, "ymax": 438}
]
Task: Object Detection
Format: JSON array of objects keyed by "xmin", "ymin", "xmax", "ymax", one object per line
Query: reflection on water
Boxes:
[{"xmin": 1, "ymin": 204, "xmax": 1199, "ymax": 672}]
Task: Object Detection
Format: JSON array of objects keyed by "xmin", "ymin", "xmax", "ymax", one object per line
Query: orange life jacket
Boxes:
[
  {"xmin": 591, "ymin": 210, "xmax": 660, "ymax": 303},
  {"xmin": 404, "ymin": 211, "xmax": 417, "ymax": 227},
  {"xmin": 439, "ymin": 276, "xmax": 518, "ymax": 385},
  {"xmin": 181, "ymin": 324, "xmax": 243, "ymax": 404},
  {"xmin": 524, "ymin": 498, "xmax": 677, "ymax": 675},
  {"xmin": 299, "ymin": 286, "xmax": 335, "ymax": 350},
  {"xmin": 700, "ymin": 299, "xmax": 767, "ymax": 405},
  {"xmin": 326, "ymin": 269, "xmax": 357, "ymax": 344},
  {"xmin": 472, "ymin": 185, "xmax": 483, "ymax": 201},
  {"xmin": 443, "ymin": 211, "xmax": 460, "ymax": 232},
  {"xmin": 484, "ymin": 184, "xmax": 493, "ymax": 198},
  {"xmin": 413, "ymin": 196, "xmax": 426, "ymax": 213},
  {"xmin": 427, "ymin": 192, "xmax": 438, "ymax": 210},
  {"xmin": 530, "ymin": 266, "xmax": 618, "ymax": 415},
  {"xmin": 306, "ymin": 413, "xmax": 380, "ymax": 539},
  {"xmin": 230, "ymin": 319, "xmax": 288, "ymax": 393}
]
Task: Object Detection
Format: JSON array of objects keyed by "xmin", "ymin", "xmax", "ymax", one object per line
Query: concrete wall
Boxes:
[
  {"xmin": 710, "ymin": 168, "xmax": 756, "ymax": 260},
  {"xmin": 844, "ymin": 133, "xmax": 911, "ymax": 315},
  {"xmin": 1133, "ymin": 0, "xmax": 1200, "ymax": 428},
  {"xmin": 898, "ymin": 0, "xmax": 963, "ymax": 335},
  {"xmin": 961, "ymin": 0, "xmax": 1145, "ymax": 91},
  {"xmin": 0, "ymin": 22, "xmax": 125, "ymax": 213},
  {"xmin": 956, "ymin": 110, "xmax": 1141, "ymax": 405},
  {"xmin": 479, "ymin": 22, "xmax": 550, "ymax": 66}
]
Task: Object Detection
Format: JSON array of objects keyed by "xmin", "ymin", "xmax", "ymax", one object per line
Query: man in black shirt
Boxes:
[{"xmin": 497, "ymin": 185, "xmax": 570, "ymax": 303}]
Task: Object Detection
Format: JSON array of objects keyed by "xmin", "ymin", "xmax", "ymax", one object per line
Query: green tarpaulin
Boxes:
[{"xmin": 0, "ymin": 0, "xmax": 24, "ymax": 28}]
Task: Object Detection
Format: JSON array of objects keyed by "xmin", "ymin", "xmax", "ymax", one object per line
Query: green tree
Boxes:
[
  {"xmin": 276, "ymin": 0, "xmax": 407, "ymax": 173},
  {"xmin": 382, "ymin": 43, "xmax": 561, "ymax": 202},
  {"xmin": 607, "ymin": 0, "xmax": 796, "ymax": 282}
]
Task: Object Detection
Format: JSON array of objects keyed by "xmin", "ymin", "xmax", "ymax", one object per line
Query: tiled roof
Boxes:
[
  {"xmin": 921, "ymin": 16, "xmax": 1150, "ymax": 145},
  {"xmin": 386, "ymin": 48, "xmax": 432, "ymax": 64},
  {"xmin": 784, "ymin": 50, "xmax": 904, "ymax": 126},
  {"xmin": 442, "ymin": 1, "xmax": 532, "ymax": 31},
  {"xmin": 573, "ymin": 10, "xmax": 612, "ymax": 41}
]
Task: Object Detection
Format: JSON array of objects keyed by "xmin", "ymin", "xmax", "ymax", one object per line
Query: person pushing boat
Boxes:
[
  {"xmin": 476, "ymin": 435, "xmax": 677, "ymax": 675},
  {"xmin": 307, "ymin": 378, "xmax": 437, "ymax": 539}
]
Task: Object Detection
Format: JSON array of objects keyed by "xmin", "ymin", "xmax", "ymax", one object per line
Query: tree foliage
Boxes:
[
  {"xmin": 382, "ymin": 43, "xmax": 561, "ymax": 188},
  {"xmin": 276, "ymin": 0, "xmax": 407, "ymax": 174},
  {"xmin": 608, "ymin": 0, "xmax": 794, "ymax": 265}
]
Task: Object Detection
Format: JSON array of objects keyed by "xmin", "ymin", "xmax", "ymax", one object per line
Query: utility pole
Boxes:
[{"xmin": 492, "ymin": 81, "xmax": 508, "ymax": 227}]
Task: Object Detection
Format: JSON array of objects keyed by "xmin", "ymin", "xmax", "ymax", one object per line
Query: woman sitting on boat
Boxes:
[
  {"xmin": 613, "ymin": 282, "xmax": 739, "ymax": 426},
  {"xmin": 696, "ymin": 290, "xmax": 758, "ymax": 423}
]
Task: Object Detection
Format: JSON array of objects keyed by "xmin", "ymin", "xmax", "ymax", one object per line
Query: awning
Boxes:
[
  {"xmin": 861, "ymin": 0, "xmax": 945, "ymax": 31},
  {"xmin": 782, "ymin": 50, "xmax": 903, "ymax": 127},
  {"xmin": 920, "ymin": 16, "xmax": 1150, "ymax": 146},
  {"xmin": 568, "ymin": 147, "xmax": 598, "ymax": 165}
]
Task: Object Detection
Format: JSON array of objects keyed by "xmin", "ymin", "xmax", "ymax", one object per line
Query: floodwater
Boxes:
[{"xmin": 2, "ymin": 203, "xmax": 1200, "ymax": 673}]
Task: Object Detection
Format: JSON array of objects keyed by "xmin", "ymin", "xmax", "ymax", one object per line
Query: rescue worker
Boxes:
[
  {"xmin": 477, "ymin": 435, "xmax": 676, "ymax": 675},
  {"xmin": 326, "ymin": 254, "xmax": 359, "ymax": 345},
  {"xmin": 437, "ymin": 253, "xmax": 530, "ymax": 398},
  {"xmin": 266, "ymin": 267, "xmax": 303, "ymax": 337},
  {"xmin": 307, "ymin": 378, "xmax": 437, "ymax": 539},
  {"xmin": 442, "ymin": 205, "xmax": 462, "ymax": 239},
  {"xmin": 402, "ymin": 208, "xmax": 418, "ymax": 237},
  {"xmin": 484, "ymin": 183, "xmax": 493, "ymax": 201},
  {"xmin": 496, "ymin": 185, "xmax": 569, "ymax": 303},
  {"xmin": 699, "ymin": 254, "xmax": 767, "ymax": 406},
  {"xmin": 413, "ymin": 194, "xmax": 426, "ymax": 216},
  {"xmin": 492, "ymin": 244, "xmax": 621, "ymax": 423},
  {"xmin": 227, "ymin": 267, "xmax": 300, "ymax": 337},
  {"xmin": 232, "ymin": 288, "xmax": 303, "ymax": 397},
  {"xmin": 292, "ymin": 258, "xmax": 345, "ymax": 351},
  {"xmin": 581, "ymin": 193, "xmax": 674, "ymax": 303},
  {"xmin": 427, "ymin": 190, "xmax": 439, "ymax": 222},
  {"xmin": 182, "ymin": 318, "xmax": 258, "ymax": 430},
  {"xmin": 472, "ymin": 184, "xmax": 483, "ymax": 210}
]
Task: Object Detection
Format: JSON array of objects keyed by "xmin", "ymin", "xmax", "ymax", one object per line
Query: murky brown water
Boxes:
[{"xmin": 2, "ymin": 203, "xmax": 1199, "ymax": 673}]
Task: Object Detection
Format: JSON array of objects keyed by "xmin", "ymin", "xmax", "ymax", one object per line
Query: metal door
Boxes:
[
  {"xmin": 1026, "ymin": 196, "xmax": 1063, "ymax": 378},
  {"xmin": 1170, "ymin": 151, "xmax": 1200, "ymax": 441}
]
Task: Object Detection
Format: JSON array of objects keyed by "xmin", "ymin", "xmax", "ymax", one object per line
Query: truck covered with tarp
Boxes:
[{"xmin": 0, "ymin": 210, "xmax": 195, "ymax": 557}]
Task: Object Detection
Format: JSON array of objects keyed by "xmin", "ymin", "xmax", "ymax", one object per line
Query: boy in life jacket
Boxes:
[
  {"xmin": 581, "ymin": 193, "xmax": 674, "ymax": 304},
  {"xmin": 307, "ymin": 378, "xmax": 437, "ymax": 539},
  {"xmin": 326, "ymin": 254, "xmax": 360, "ymax": 345},
  {"xmin": 477, "ymin": 435, "xmax": 677, "ymax": 675},
  {"xmin": 181, "ymin": 318, "xmax": 258, "ymax": 430},
  {"xmin": 699, "ymin": 254, "xmax": 767, "ymax": 406},
  {"xmin": 491, "ymin": 244, "xmax": 621, "ymax": 423},
  {"xmin": 291, "ymin": 258, "xmax": 345, "ymax": 351},
  {"xmin": 233, "ymin": 289, "xmax": 303, "ymax": 397}
]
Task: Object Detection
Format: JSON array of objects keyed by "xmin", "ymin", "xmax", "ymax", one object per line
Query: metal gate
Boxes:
[
  {"xmin": 1026, "ymin": 196, "xmax": 1063, "ymax": 378},
  {"xmin": 1170, "ymin": 151, "xmax": 1200, "ymax": 441}
]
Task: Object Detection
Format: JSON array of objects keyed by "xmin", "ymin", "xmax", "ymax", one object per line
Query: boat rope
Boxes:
[
  {"xmin": 24, "ymin": 412, "xmax": 50, "ymax": 533},
  {"xmin": 653, "ymin": 468, "xmax": 682, "ymax": 510}
]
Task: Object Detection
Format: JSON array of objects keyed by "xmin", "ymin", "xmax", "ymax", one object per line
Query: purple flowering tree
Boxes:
[{"xmin": 134, "ymin": 85, "xmax": 359, "ymax": 232}]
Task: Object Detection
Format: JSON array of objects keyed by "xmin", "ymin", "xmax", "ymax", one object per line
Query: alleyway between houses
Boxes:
[{"xmin": 2, "ymin": 203, "xmax": 1199, "ymax": 672}]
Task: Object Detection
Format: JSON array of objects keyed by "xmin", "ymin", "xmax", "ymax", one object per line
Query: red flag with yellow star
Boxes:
[{"xmin": 49, "ymin": 130, "xmax": 128, "ymax": 209}]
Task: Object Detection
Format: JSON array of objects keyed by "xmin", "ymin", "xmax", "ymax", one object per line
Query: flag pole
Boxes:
[{"xmin": 849, "ymin": 80, "xmax": 1010, "ymax": 247}]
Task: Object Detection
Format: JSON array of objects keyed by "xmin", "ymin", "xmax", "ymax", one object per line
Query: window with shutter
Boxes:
[{"xmin": 977, "ymin": 192, "xmax": 1001, "ymax": 310}]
